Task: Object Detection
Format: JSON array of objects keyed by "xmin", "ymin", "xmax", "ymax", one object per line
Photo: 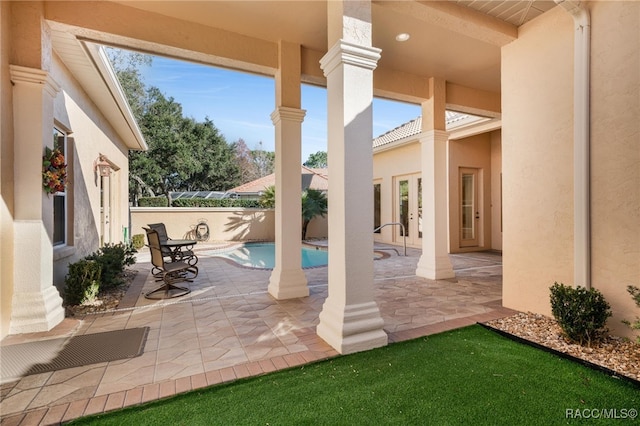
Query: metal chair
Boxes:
[
  {"xmin": 147, "ymin": 223, "xmax": 198, "ymax": 266},
  {"xmin": 144, "ymin": 228, "xmax": 196, "ymax": 299}
]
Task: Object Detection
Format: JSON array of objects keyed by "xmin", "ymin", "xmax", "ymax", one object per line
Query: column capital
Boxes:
[
  {"xmin": 418, "ymin": 129, "xmax": 450, "ymax": 143},
  {"xmin": 270, "ymin": 106, "xmax": 306, "ymax": 125},
  {"xmin": 9, "ymin": 65, "xmax": 60, "ymax": 97},
  {"xmin": 320, "ymin": 40, "xmax": 381, "ymax": 77}
]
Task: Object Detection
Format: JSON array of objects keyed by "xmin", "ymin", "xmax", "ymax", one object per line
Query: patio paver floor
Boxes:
[{"xmin": 1, "ymin": 244, "xmax": 514, "ymax": 425}]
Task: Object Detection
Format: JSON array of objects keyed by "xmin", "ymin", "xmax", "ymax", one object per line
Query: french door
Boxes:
[
  {"xmin": 395, "ymin": 174, "xmax": 422, "ymax": 246},
  {"xmin": 460, "ymin": 168, "xmax": 480, "ymax": 248}
]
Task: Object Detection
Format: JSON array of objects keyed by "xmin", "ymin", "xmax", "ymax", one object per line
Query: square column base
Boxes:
[
  {"xmin": 268, "ymin": 268, "xmax": 309, "ymax": 299},
  {"xmin": 416, "ymin": 254, "xmax": 456, "ymax": 280},
  {"xmin": 317, "ymin": 300, "xmax": 387, "ymax": 354},
  {"xmin": 9, "ymin": 286, "xmax": 64, "ymax": 334}
]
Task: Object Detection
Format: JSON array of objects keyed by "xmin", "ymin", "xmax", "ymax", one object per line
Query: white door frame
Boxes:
[
  {"xmin": 394, "ymin": 173, "xmax": 422, "ymax": 247},
  {"xmin": 459, "ymin": 167, "xmax": 480, "ymax": 248}
]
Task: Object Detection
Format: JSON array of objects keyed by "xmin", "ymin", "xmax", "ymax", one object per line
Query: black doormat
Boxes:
[{"xmin": 1, "ymin": 327, "xmax": 148, "ymax": 383}]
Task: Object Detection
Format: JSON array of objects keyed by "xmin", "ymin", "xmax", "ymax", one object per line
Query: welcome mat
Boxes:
[{"xmin": 1, "ymin": 327, "xmax": 148, "ymax": 383}]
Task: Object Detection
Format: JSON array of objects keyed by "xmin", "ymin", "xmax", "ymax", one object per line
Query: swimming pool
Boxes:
[{"xmin": 218, "ymin": 242, "xmax": 328, "ymax": 269}]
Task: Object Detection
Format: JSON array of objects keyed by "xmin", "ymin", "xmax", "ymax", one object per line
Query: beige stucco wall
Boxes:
[
  {"xmin": 49, "ymin": 54, "xmax": 131, "ymax": 289},
  {"xmin": 448, "ymin": 132, "xmax": 493, "ymax": 253},
  {"xmin": 588, "ymin": 1, "xmax": 640, "ymax": 336},
  {"xmin": 373, "ymin": 141, "xmax": 421, "ymax": 246},
  {"xmin": 131, "ymin": 208, "xmax": 328, "ymax": 243},
  {"xmin": 502, "ymin": 2, "xmax": 640, "ymax": 337},
  {"xmin": 502, "ymin": 6, "xmax": 575, "ymax": 317},
  {"xmin": 0, "ymin": 1, "xmax": 15, "ymax": 339}
]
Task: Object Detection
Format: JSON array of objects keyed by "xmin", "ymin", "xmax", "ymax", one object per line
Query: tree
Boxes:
[
  {"xmin": 251, "ymin": 143, "xmax": 275, "ymax": 178},
  {"xmin": 129, "ymin": 88, "xmax": 240, "ymax": 206},
  {"xmin": 105, "ymin": 48, "xmax": 151, "ymax": 120},
  {"xmin": 301, "ymin": 188, "xmax": 328, "ymax": 240},
  {"xmin": 259, "ymin": 185, "xmax": 276, "ymax": 208},
  {"xmin": 107, "ymin": 49, "xmax": 241, "ymax": 205},
  {"xmin": 303, "ymin": 151, "xmax": 328, "ymax": 168},
  {"xmin": 233, "ymin": 139, "xmax": 275, "ymax": 184},
  {"xmin": 259, "ymin": 186, "xmax": 328, "ymax": 240}
]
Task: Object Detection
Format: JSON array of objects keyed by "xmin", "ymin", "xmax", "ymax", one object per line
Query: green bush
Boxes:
[
  {"xmin": 138, "ymin": 196, "xmax": 169, "ymax": 207},
  {"xmin": 171, "ymin": 198, "xmax": 263, "ymax": 208},
  {"xmin": 549, "ymin": 282, "xmax": 612, "ymax": 346},
  {"xmin": 63, "ymin": 259, "xmax": 102, "ymax": 306},
  {"xmin": 86, "ymin": 243, "xmax": 137, "ymax": 289},
  {"xmin": 622, "ymin": 285, "xmax": 640, "ymax": 343},
  {"xmin": 131, "ymin": 233, "xmax": 145, "ymax": 250}
]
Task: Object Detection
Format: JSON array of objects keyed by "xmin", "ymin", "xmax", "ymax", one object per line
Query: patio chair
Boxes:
[
  {"xmin": 147, "ymin": 222, "xmax": 197, "ymax": 266},
  {"xmin": 144, "ymin": 228, "xmax": 196, "ymax": 299}
]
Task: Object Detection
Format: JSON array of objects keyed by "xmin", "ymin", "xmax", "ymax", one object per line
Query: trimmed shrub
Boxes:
[
  {"xmin": 86, "ymin": 243, "xmax": 137, "ymax": 289},
  {"xmin": 171, "ymin": 198, "xmax": 263, "ymax": 208},
  {"xmin": 549, "ymin": 282, "xmax": 612, "ymax": 346},
  {"xmin": 63, "ymin": 259, "xmax": 102, "ymax": 306},
  {"xmin": 622, "ymin": 285, "xmax": 640, "ymax": 343},
  {"xmin": 131, "ymin": 233, "xmax": 145, "ymax": 250},
  {"xmin": 138, "ymin": 196, "xmax": 169, "ymax": 207}
]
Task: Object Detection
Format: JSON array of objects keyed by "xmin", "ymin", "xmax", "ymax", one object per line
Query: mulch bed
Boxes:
[
  {"xmin": 64, "ymin": 270, "xmax": 137, "ymax": 317},
  {"xmin": 485, "ymin": 312, "xmax": 640, "ymax": 383}
]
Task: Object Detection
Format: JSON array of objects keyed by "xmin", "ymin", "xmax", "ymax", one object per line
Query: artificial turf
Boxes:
[{"xmin": 70, "ymin": 325, "xmax": 639, "ymax": 425}]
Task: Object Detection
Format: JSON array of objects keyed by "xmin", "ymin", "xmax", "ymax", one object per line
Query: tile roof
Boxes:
[{"xmin": 372, "ymin": 111, "xmax": 487, "ymax": 149}]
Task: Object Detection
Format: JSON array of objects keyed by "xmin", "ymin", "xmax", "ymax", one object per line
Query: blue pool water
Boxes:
[{"xmin": 219, "ymin": 242, "xmax": 328, "ymax": 269}]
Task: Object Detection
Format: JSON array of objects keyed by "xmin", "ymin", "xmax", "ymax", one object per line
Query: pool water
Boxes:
[{"xmin": 218, "ymin": 242, "xmax": 328, "ymax": 269}]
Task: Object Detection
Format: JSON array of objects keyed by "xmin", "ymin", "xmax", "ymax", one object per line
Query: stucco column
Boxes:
[
  {"xmin": 9, "ymin": 65, "xmax": 65, "ymax": 334},
  {"xmin": 416, "ymin": 78, "xmax": 455, "ymax": 280},
  {"xmin": 316, "ymin": 0, "xmax": 387, "ymax": 354},
  {"xmin": 415, "ymin": 129, "xmax": 456, "ymax": 279},
  {"xmin": 268, "ymin": 40, "xmax": 308, "ymax": 299},
  {"xmin": 268, "ymin": 106, "xmax": 309, "ymax": 299}
]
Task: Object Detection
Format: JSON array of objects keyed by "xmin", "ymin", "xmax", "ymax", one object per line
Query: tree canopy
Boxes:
[
  {"xmin": 303, "ymin": 151, "xmax": 328, "ymax": 168},
  {"xmin": 234, "ymin": 139, "xmax": 275, "ymax": 184},
  {"xmin": 107, "ymin": 48, "xmax": 242, "ymax": 206}
]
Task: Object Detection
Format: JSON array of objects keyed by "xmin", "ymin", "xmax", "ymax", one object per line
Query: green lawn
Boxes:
[{"xmin": 71, "ymin": 325, "xmax": 639, "ymax": 425}]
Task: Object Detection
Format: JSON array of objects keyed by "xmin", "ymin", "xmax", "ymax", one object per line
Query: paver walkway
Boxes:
[{"xmin": 1, "ymin": 244, "xmax": 514, "ymax": 425}]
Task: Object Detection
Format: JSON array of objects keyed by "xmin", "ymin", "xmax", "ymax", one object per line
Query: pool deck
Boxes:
[{"xmin": 0, "ymin": 243, "xmax": 515, "ymax": 425}]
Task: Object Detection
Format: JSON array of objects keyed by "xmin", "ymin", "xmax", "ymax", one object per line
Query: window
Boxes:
[{"xmin": 52, "ymin": 128, "xmax": 67, "ymax": 246}]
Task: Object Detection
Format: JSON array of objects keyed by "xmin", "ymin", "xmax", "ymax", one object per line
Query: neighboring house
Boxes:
[
  {"xmin": 228, "ymin": 166, "xmax": 328, "ymax": 199},
  {"xmin": 1, "ymin": 5, "xmax": 147, "ymax": 339},
  {"xmin": 1, "ymin": 1, "xmax": 637, "ymax": 353}
]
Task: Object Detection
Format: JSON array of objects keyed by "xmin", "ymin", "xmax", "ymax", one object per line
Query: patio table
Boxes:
[{"xmin": 161, "ymin": 239, "xmax": 198, "ymax": 264}]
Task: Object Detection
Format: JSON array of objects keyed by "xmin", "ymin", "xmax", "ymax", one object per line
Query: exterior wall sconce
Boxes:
[{"xmin": 94, "ymin": 154, "xmax": 111, "ymax": 177}]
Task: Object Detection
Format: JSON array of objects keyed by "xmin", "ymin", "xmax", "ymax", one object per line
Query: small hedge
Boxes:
[
  {"xmin": 63, "ymin": 259, "xmax": 102, "ymax": 306},
  {"xmin": 85, "ymin": 243, "xmax": 137, "ymax": 290},
  {"xmin": 549, "ymin": 282, "xmax": 612, "ymax": 346},
  {"xmin": 138, "ymin": 196, "xmax": 169, "ymax": 207},
  {"xmin": 131, "ymin": 234, "xmax": 145, "ymax": 250},
  {"xmin": 64, "ymin": 243, "xmax": 137, "ymax": 307},
  {"xmin": 172, "ymin": 198, "xmax": 263, "ymax": 208}
]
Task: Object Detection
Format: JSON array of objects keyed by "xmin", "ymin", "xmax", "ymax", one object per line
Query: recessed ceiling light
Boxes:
[{"xmin": 395, "ymin": 33, "xmax": 410, "ymax": 42}]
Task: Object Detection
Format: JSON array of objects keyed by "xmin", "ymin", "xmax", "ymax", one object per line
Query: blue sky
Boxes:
[{"xmin": 142, "ymin": 56, "xmax": 420, "ymax": 162}]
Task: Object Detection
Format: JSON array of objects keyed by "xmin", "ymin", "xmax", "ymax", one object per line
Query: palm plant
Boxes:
[
  {"xmin": 259, "ymin": 186, "xmax": 328, "ymax": 240},
  {"xmin": 302, "ymin": 188, "xmax": 327, "ymax": 240},
  {"xmin": 259, "ymin": 185, "xmax": 276, "ymax": 208}
]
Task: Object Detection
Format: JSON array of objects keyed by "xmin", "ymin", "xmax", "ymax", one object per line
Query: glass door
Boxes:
[
  {"xmin": 460, "ymin": 168, "xmax": 479, "ymax": 247},
  {"xmin": 395, "ymin": 174, "xmax": 422, "ymax": 246}
]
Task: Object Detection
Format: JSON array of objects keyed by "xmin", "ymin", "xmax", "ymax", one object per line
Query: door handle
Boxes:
[{"xmin": 475, "ymin": 212, "xmax": 480, "ymax": 219}]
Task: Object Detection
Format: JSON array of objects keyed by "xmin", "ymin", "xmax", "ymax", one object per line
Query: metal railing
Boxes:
[{"xmin": 373, "ymin": 222, "xmax": 407, "ymax": 256}]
